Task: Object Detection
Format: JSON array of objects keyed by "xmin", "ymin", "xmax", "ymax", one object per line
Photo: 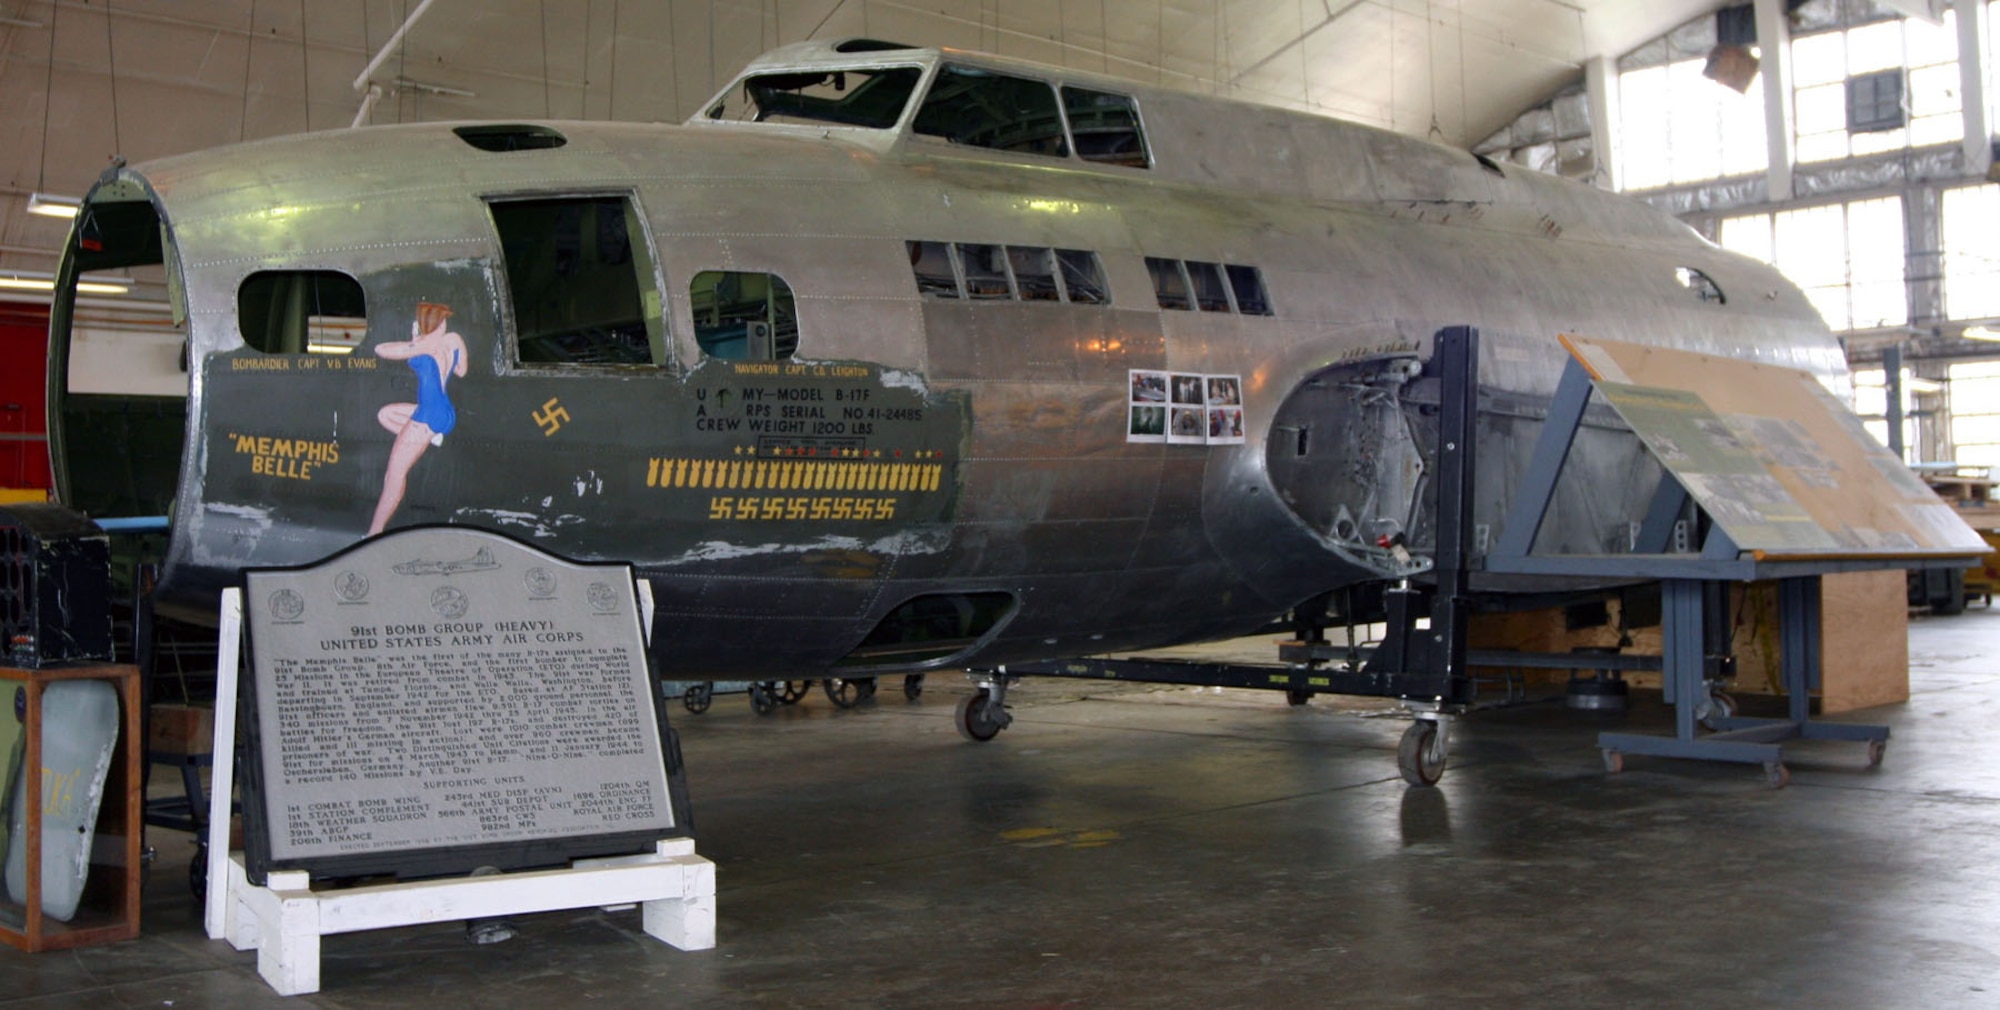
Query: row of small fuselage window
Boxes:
[
  {"xmin": 233, "ymin": 243, "xmax": 1275, "ymax": 360},
  {"xmin": 908, "ymin": 240, "xmax": 1274, "ymax": 316}
]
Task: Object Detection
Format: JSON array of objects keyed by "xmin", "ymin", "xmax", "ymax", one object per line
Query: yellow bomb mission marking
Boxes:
[{"xmin": 232, "ymin": 433, "xmax": 340, "ymax": 480}]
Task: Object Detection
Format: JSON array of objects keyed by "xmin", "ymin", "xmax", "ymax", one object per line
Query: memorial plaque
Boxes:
[{"xmin": 238, "ymin": 527, "xmax": 689, "ymax": 882}]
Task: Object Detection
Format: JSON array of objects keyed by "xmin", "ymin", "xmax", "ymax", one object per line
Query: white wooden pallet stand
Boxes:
[{"xmin": 200, "ymin": 588, "xmax": 717, "ymax": 997}]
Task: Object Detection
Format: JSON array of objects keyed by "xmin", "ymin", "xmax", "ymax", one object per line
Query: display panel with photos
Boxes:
[{"xmin": 1128, "ymin": 369, "xmax": 1244, "ymax": 445}]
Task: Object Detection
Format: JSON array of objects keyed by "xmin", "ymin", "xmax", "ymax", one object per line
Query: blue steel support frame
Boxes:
[
  {"xmin": 1480, "ymin": 359, "xmax": 1897, "ymax": 777},
  {"xmin": 1493, "ymin": 357, "xmax": 1595, "ymax": 560}
]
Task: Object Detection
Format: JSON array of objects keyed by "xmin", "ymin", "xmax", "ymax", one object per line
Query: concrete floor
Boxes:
[{"xmin": 9, "ymin": 609, "xmax": 2000, "ymax": 1008}]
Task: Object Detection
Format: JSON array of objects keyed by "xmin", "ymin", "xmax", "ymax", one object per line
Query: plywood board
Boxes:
[{"xmin": 1562, "ymin": 334, "xmax": 1988, "ymax": 560}]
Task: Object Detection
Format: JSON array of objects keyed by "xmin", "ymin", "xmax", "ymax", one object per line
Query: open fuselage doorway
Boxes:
[{"xmin": 46, "ymin": 192, "xmax": 186, "ymax": 605}]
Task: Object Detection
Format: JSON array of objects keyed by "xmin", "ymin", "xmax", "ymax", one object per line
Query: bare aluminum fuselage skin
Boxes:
[{"xmin": 53, "ymin": 42, "xmax": 1846, "ymax": 676}]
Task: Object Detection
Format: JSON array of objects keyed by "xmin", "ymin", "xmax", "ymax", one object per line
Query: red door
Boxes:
[{"xmin": 0, "ymin": 304, "xmax": 51, "ymax": 493}]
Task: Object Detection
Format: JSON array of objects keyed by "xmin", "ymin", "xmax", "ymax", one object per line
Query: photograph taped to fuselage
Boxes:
[
  {"xmin": 1130, "ymin": 369, "xmax": 1167, "ymax": 403},
  {"xmin": 1128, "ymin": 369, "xmax": 1170, "ymax": 443},
  {"xmin": 1208, "ymin": 406, "xmax": 1245, "ymax": 444},
  {"xmin": 1168, "ymin": 406, "xmax": 1205, "ymax": 444},
  {"xmin": 1206, "ymin": 375, "xmax": 1242, "ymax": 406},
  {"xmin": 1130, "ymin": 405, "xmax": 1166, "ymax": 442}
]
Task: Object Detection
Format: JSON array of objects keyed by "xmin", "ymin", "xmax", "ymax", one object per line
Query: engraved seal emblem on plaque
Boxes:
[
  {"xmin": 587, "ymin": 582, "xmax": 617, "ymax": 612},
  {"xmin": 430, "ymin": 585, "xmax": 469, "ymax": 619},
  {"xmin": 334, "ymin": 571, "xmax": 370, "ymax": 602},
  {"xmin": 525, "ymin": 566, "xmax": 559, "ymax": 599},
  {"xmin": 269, "ymin": 589, "xmax": 306, "ymax": 622}
]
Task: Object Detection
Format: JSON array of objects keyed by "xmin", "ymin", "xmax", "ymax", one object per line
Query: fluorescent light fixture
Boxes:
[
  {"xmin": 0, "ymin": 270, "xmax": 131, "ymax": 295},
  {"xmin": 392, "ymin": 75, "xmax": 476, "ymax": 98},
  {"xmin": 1964, "ymin": 325, "xmax": 2000, "ymax": 342},
  {"xmin": 1904, "ymin": 376, "xmax": 1945, "ymax": 394},
  {"xmin": 26, "ymin": 192, "xmax": 81, "ymax": 219}
]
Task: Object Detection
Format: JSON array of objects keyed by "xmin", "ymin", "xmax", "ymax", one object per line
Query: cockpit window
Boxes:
[
  {"xmin": 913, "ymin": 65, "xmax": 1069, "ymax": 158},
  {"xmin": 1062, "ymin": 87, "xmax": 1149, "ymax": 168},
  {"xmin": 706, "ymin": 67, "xmax": 922, "ymax": 128}
]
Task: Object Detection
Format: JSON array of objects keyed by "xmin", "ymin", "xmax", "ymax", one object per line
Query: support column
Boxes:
[
  {"xmin": 1586, "ymin": 55, "xmax": 1621, "ymax": 191},
  {"xmin": 1885, "ymin": 345, "xmax": 1907, "ymax": 461},
  {"xmin": 1959, "ymin": 0, "xmax": 1991, "ymax": 177},
  {"xmin": 1755, "ymin": 0, "xmax": 1796, "ymax": 200}
]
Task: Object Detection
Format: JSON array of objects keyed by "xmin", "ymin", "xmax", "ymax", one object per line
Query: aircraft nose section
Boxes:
[{"xmin": 1263, "ymin": 356, "xmax": 1434, "ymax": 580}]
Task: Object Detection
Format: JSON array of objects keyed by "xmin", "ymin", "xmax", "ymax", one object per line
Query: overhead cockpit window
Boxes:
[
  {"xmin": 238, "ymin": 270, "xmax": 367, "ymax": 355},
  {"xmin": 706, "ymin": 67, "xmax": 922, "ymax": 128},
  {"xmin": 957, "ymin": 244, "xmax": 1013, "ymax": 299},
  {"xmin": 1146, "ymin": 257, "xmax": 1191, "ymax": 311},
  {"xmin": 1062, "ymin": 87, "xmax": 1150, "ymax": 168},
  {"xmin": 1225, "ymin": 265, "xmax": 1272, "ymax": 316},
  {"xmin": 492, "ymin": 196, "xmax": 663, "ymax": 366},
  {"xmin": 1185, "ymin": 261, "xmax": 1230, "ymax": 312},
  {"xmin": 914, "ymin": 65, "xmax": 1069, "ymax": 158},
  {"xmin": 908, "ymin": 240, "xmax": 960, "ymax": 298},
  {"xmin": 1056, "ymin": 250, "xmax": 1108, "ymax": 305},
  {"xmin": 691, "ymin": 270, "xmax": 798, "ymax": 361},
  {"xmin": 1675, "ymin": 266, "xmax": 1727, "ymax": 305}
]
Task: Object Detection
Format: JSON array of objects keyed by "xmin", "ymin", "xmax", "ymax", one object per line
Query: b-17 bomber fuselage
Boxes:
[{"xmin": 45, "ymin": 39, "xmax": 1847, "ymax": 679}]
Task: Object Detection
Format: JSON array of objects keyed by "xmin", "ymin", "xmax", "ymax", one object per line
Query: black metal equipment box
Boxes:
[{"xmin": 0, "ymin": 503, "xmax": 113, "ymax": 668}]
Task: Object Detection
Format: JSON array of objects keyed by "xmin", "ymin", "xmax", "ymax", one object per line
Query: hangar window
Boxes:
[
  {"xmin": 491, "ymin": 195, "xmax": 664, "ymax": 366},
  {"xmin": 1226, "ymin": 264, "xmax": 1271, "ymax": 315},
  {"xmin": 1056, "ymin": 249, "xmax": 1108, "ymax": 305},
  {"xmin": 1718, "ymin": 197, "xmax": 1905, "ymax": 332},
  {"xmin": 908, "ymin": 240, "xmax": 960, "ymax": 298},
  {"xmin": 1146, "ymin": 257, "xmax": 1191, "ymax": 310},
  {"xmin": 1062, "ymin": 86, "xmax": 1149, "ymax": 168},
  {"xmin": 914, "ymin": 65, "xmax": 1069, "ymax": 158},
  {"xmin": 1791, "ymin": 8, "xmax": 1961, "ymax": 163},
  {"xmin": 237, "ymin": 270, "xmax": 367, "ymax": 355},
  {"xmin": 956, "ymin": 243, "xmax": 1014, "ymax": 299},
  {"xmin": 690, "ymin": 270, "xmax": 798, "ymax": 361},
  {"xmin": 1943, "ymin": 183, "xmax": 2000, "ymax": 321}
]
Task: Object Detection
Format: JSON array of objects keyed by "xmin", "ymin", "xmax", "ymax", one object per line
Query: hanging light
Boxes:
[
  {"xmin": 0, "ymin": 269, "xmax": 131, "ymax": 294},
  {"xmin": 26, "ymin": 192, "xmax": 82, "ymax": 219}
]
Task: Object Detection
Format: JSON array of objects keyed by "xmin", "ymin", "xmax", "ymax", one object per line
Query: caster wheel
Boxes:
[
  {"xmin": 904, "ymin": 674, "xmax": 925, "ymax": 701},
  {"xmin": 1602, "ymin": 749, "xmax": 1624, "ymax": 775},
  {"xmin": 778, "ymin": 680, "xmax": 812, "ymax": 705},
  {"xmin": 1285, "ymin": 688, "xmax": 1311, "ymax": 707},
  {"xmin": 682, "ymin": 682, "xmax": 714, "ymax": 714},
  {"xmin": 856, "ymin": 677, "xmax": 879, "ymax": 701},
  {"xmin": 1763, "ymin": 761, "xmax": 1790, "ymax": 789},
  {"xmin": 956, "ymin": 690, "xmax": 1004, "ymax": 742},
  {"xmin": 1867, "ymin": 738, "xmax": 1887, "ymax": 767},
  {"xmin": 823, "ymin": 678, "xmax": 861, "ymax": 709},
  {"xmin": 750, "ymin": 682, "xmax": 781, "ymax": 715},
  {"xmin": 1699, "ymin": 690, "xmax": 1738, "ymax": 731},
  {"xmin": 1397, "ymin": 721, "xmax": 1446, "ymax": 787}
]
